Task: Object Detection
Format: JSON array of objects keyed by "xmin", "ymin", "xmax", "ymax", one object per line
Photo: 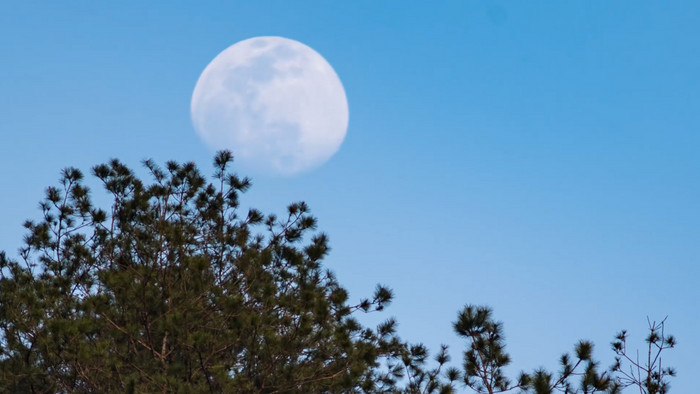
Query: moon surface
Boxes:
[{"xmin": 191, "ymin": 37, "xmax": 349, "ymax": 176}]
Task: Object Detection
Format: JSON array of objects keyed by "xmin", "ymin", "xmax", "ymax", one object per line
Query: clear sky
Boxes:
[{"xmin": 1, "ymin": 1, "xmax": 698, "ymax": 391}]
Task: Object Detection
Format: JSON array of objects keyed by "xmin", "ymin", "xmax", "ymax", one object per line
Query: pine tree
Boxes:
[
  {"xmin": 0, "ymin": 152, "xmax": 675, "ymax": 393},
  {"xmin": 0, "ymin": 152, "xmax": 421, "ymax": 392}
]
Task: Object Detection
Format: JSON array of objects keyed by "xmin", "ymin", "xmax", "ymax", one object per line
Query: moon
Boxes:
[{"xmin": 191, "ymin": 37, "xmax": 349, "ymax": 176}]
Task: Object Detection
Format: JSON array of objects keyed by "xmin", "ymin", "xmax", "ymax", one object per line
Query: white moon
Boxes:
[{"xmin": 191, "ymin": 36, "xmax": 349, "ymax": 176}]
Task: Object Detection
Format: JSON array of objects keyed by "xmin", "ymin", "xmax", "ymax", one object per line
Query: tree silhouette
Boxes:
[{"xmin": 0, "ymin": 152, "xmax": 674, "ymax": 393}]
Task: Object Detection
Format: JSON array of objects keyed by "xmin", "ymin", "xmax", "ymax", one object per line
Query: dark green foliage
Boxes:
[
  {"xmin": 0, "ymin": 152, "xmax": 438, "ymax": 393},
  {"xmin": 452, "ymin": 305, "xmax": 610, "ymax": 394},
  {"xmin": 452, "ymin": 305, "xmax": 675, "ymax": 394},
  {"xmin": 0, "ymin": 152, "xmax": 676, "ymax": 393},
  {"xmin": 611, "ymin": 318, "xmax": 676, "ymax": 394},
  {"xmin": 454, "ymin": 306, "xmax": 512, "ymax": 393}
]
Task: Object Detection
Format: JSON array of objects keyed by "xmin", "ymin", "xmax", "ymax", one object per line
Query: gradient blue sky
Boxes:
[{"xmin": 1, "ymin": 1, "xmax": 698, "ymax": 391}]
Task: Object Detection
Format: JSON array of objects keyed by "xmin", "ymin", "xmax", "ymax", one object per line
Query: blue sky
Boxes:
[{"xmin": 1, "ymin": 1, "xmax": 698, "ymax": 391}]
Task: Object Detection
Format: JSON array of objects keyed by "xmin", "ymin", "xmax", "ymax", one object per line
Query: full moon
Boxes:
[{"xmin": 191, "ymin": 37, "xmax": 349, "ymax": 176}]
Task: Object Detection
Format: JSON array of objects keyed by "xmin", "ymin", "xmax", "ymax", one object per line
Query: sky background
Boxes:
[{"xmin": 1, "ymin": 1, "xmax": 698, "ymax": 391}]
